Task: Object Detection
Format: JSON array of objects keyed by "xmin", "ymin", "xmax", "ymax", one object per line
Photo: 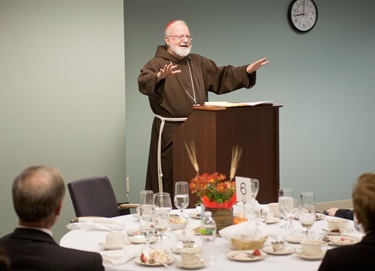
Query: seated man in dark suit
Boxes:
[
  {"xmin": 0, "ymin": 166, "xmax": 104, "ymax": 271},
  {"xmin": 318, "ymin": 172, "xmax": 375, "ymax": 271}
]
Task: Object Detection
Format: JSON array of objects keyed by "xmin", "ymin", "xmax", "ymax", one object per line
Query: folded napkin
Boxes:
[
  {"xmin": 219, "ymin": 220, "xmax": 267, "ymax": 242},
  {"xmin": 100, "ymin": 245, "xmax": 144, "ymax": 265},
  {"xmin": 66, "ymin": 217, "xmax": 125, "ymax": 231}
]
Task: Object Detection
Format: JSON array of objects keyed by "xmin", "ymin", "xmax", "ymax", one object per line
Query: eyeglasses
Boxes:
[{"xmin": 167, "ymin": 34, "xmax": 193, "ymax": 41}]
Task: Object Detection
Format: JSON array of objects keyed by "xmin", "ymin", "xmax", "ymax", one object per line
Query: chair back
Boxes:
[{"xmin": 68, "ymin": 176, "xmax": 120, "ymax": 217}]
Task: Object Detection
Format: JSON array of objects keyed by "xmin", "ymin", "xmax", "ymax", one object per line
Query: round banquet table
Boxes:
[{"xmin": 60, "ymin": 209, "xmax": 363, "ymax": 271}]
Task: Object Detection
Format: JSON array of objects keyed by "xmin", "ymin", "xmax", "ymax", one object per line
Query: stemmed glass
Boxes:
[
  {"xmin": 278, "ymin": 188, "xmax": 294, "ymax": 229},
  {"xmin": 248, "ymin": 179, "xmax": 259, "ymax": 219},
  {"xmin": 174, "ymin": 181, "xmax": 189, "ymax": 217},
  {"xmin": 140, "ymin": 190, "xmax": 154, "ymax": 206},
  {"xmin": 153, "ymin": 192, "xmax": 172, "ymax": 246},
  {"xmin": 299, "ymin": 192, "xmax": 316, "ymax": 237},
  {"xmin": 138, "ymin": 204, "xmax": 156, "ymax": 252}
]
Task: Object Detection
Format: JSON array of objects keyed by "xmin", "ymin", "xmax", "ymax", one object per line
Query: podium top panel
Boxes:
[{"xmin": 193, "ymin": 102, "xmax": 283, "ymax": 111}]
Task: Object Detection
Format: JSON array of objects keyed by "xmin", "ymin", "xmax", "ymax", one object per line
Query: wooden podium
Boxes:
[{"xmin": 173, "ymin": 104, "xmax": 282, "ymax": 207}]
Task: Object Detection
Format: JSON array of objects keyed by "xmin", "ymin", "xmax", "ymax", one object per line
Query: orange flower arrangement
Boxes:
[{"xmin": 189, "ymin": 172, "xmax": 237, "ymax": 208}]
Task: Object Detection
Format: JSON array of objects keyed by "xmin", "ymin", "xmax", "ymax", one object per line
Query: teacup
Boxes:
[
  {"xmin": 271, "ymin": 241, "xmax": 285, "ymax": 252},
  {"xmin": 103, "ymin": 230, "xmax": 124, "ymax": 249},
  {"xmin": 180, "ymin": 247, "xmax": 203, "ymax": 267},
  {"xmin": 268, "ymin": 202, "xmax": 280, "ymax": 216},
  {"xmin": 300, "ymin": 239, "xmax": 325, "ymax": 256},
  {"xmin": 327, "ymin": 218, "xmax": 348, "ymax": 233}
]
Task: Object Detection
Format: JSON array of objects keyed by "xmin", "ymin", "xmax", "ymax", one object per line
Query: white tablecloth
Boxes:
[{"xmin": 60, "ymin": 209, "xmax": 362, "ymax": 271}]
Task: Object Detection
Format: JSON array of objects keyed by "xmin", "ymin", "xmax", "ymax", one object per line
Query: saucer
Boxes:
[
  {"xmin": 325, "ymin": 235, "xmax": 359, "ymax": 246},
  {"xmin": 134, "ymin": 255, "xmax": 176, "ymax": 266},
  {"xmin": 283, "ymin": 234, "xmax": 306, "ymax": 244},
  {"xmin": 98, "ymin": 241, "xmax": 123, "ymax": 250},
  {"xmin": 171, "ymin": 245, "xmax": 200, "ymax": 254},
  {"xmin": 175, "ymin": 259, "xmax": 208, "ymax": 269},
  {"xmin": 126, "ymin": 228, "xmax": 140, "ymax": 236},
  {"xmin": 295, "ymin": 248, "xmax": 325, "ymax": 260},
  {"xmin": 226, "ymin": 250, "xmax": 266, "ymax": 262},
  {"xmin": 265, "ymin": 217, "xmax": 280, "ymax": 224},
  {"xmin": 128, "ymin": 235, "xmax": 158, "ymax": 244},
  {"xmin": 263, "ymin": 245, "xmax": 295, "ymax": 255}
]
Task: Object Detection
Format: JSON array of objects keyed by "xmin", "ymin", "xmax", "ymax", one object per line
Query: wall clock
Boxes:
[{"xmin": 288, "ymin": 0, "xmax": 318, "ymax": 33}]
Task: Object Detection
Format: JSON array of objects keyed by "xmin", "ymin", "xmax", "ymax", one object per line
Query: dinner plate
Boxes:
[
  {"xmin": 128, "ymin": 235, "xmax": 158, "ymax": 244},
  {"xmin": 175, "ymin": 259, "xmax": 208, "ymax": 269},
  {"xmin": 265, "ymin": 217, "xmax": 280, "ymax": 224},
  {"xmin": 295, "ymin": 248, "xmax": 325, "ymax": 261},
  {"xmin": 263, "ymin": 245, "xmax": 295, "ymax": 255},
  {"xmin": 325, "ymin": 235, "xmax": 359, "ymax": 246},
  {"xmin": 134, "ymin": 255, "xmax": 176, "ymax": 266},
  {"xmin": 226, "ymin": 250, "xmax": 266, "ymax": 262},
  {"xmin": 283, "ymin": 234, "xmax": 306, "ymax": 244}
]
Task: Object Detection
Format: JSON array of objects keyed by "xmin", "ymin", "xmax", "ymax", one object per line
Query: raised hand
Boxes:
[
  {"xmin": 156, "ymin": 61, "xmax": 181, "ymax": 81},
  {"xmin": 246, "ymin": 57, "xmax": 270, "ymax": 74}
]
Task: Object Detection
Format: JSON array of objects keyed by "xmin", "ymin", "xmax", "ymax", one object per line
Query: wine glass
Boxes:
[
  {"xmin": 140, "ymin": 190, "xmax": 154, "ymax": 206},
  {"xmin": 278, "ymin": 188, "xmax": 294, "ymax": 229},
  {"xmin": 299, "ymin": 192, "xmax": 316, "ymax": 237},
  {"xmin": 247, "ymin": 179, "xmax": 259, "ymax": 219},
  {"xmin": 138, "ymin": 204, "xmax": 156, "ymax": 252},
  {"xmin": 153, "ymin": 192, "xmax": 172, "ymax": 246},
  {"xmin": 174, "ymin": 181, "xmax": 189, "ymax": 217}
]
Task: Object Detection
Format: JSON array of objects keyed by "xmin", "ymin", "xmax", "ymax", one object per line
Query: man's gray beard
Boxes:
[{"xmin": 170, "ymin": 44, "xmax": 191, "ymax": 58}]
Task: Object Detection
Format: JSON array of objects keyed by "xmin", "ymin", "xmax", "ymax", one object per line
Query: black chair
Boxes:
[{"xmin": 67, "ymin": 176, "xmax": 138, "ymax": 218}]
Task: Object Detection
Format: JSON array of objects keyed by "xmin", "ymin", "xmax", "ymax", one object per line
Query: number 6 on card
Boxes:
[{"xmin": 235, "ymin": 176, "xmax": 252, "ymax": 204}]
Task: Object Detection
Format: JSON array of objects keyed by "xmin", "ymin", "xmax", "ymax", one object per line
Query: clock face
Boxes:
[{"xmin": 288, "ymin": 0, "xmax": 318, "ymax": 32}]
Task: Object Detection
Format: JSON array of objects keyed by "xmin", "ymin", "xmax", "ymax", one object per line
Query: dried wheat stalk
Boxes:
[
  {"xmin": 184, "ymin": 141, "xmax": 199, "ymax": 176},
  {"xmin": 229, "ymin": 145, "xmax": 243, "ymax": 181}
]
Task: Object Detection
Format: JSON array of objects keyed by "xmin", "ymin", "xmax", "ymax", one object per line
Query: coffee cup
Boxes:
[
  {"xmin": 103, "ymin": 230, "xmax": 124, "ymax": 249},
  {"xmin": 271, "ymin": 241, "xmax": 285, "ymax": 252},
  {"xmin": 180, "ymin": 247, "xmax": 202, "ymax": 267},
  {"xmin": 268, "ymin": 202, "xmax": 280, "ymax": 216},
  {"xmin": 327, "ymin": 218, "xmax": 348, "ymax": 233},
  {"xmin": 300, "ymin": 239, "xmax": 325, "ymax": 256}
]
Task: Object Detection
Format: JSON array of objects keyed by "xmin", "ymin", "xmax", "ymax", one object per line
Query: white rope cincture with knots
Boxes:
[{"xmin": 155, "ymin": 114, "xmax": 187, "ymax": 194}]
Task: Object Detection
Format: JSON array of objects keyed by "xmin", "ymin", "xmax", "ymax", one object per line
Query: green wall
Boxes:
[{"xmin": 125, "ymin": 0, "xmax": 375, "ymax": 204}]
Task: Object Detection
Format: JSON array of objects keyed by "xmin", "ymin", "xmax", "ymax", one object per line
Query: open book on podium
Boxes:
[{"xmin": 204, "ymin": 101, "xmax": 276, "ymax": 107}]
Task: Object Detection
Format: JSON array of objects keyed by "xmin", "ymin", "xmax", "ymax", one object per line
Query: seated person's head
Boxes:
[
  {"xmin": 352, "ymin": 172, "xmax": 375, "ymax": 233},
  {"xmin": 12, "ymin": 166, "xmax": 65, "ymax": 227}
]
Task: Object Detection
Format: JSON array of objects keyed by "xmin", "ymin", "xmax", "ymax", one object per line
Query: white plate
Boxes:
[
  {"xmin": 295, "ymin": 248, "xmax": 325, "ymax": 260},
  {"xmin": 188, "ymin": 212, "xmax": 201, "ymax": 219},
  {"xmin": 175, "ymin": 259, "xmax": 208, "ymax": 269},
  {"xmin": 171, "ymin": 245, "xmax": 200, "ymax": 254},
  {"xmin": 322, "ymin": 227, "xmax": 353, "ymax": 236},
  {"xmin": 325, "ymin": 235, "xmax": 359, "ymax": 246},
  {"xmin": 126, "ymin": 228, "xmax": 140, "ymax": 236},
  {"xmin": 265, "ymin": 217, "xmax": 280, "ymax": 224},
  {"xmin": 283, "ymin": 234, "xmax": 307, "ymax": 244},
  {"xmin": 226, "ymin": 250, "xmax": 266, "ymax": 262},
  {"xmin": 98, "ymin": 241, "xmax": 123, "ymax": 250},
  {"xmin": 263, "ymin": 245, "xmax": 295, "ymax": 255},
  {"xmin": 128, "ymin": 235, "xmax": 158, "ymax": 244},
  {"xmin": 134, "ymin": 255, "xmax": 176, "ymax": 266}
]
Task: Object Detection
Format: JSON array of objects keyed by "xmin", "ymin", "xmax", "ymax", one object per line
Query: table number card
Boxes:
[{"xmin": 235, "ymin": 176, "xmax": 252, "ymax": 204}]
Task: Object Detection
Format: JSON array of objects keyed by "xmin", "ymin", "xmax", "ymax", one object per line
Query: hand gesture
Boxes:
[
  {"xmin": 246, "ymin": 57, "xmax": 270, "ymax": 74},
  {"xmin": 156, "ymin": 61, "xmax": 181, "ymax": 81}
]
